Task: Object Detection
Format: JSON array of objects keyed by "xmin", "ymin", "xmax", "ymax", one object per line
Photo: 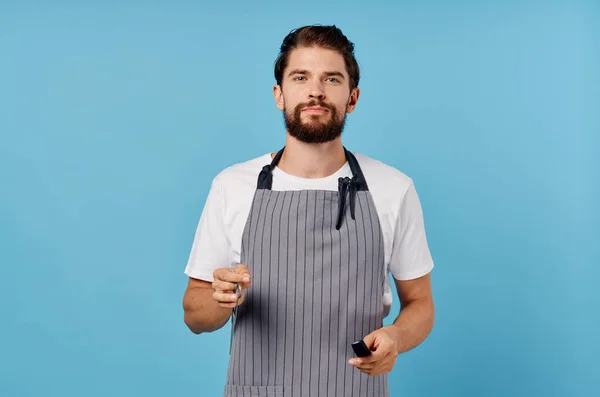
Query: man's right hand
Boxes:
[{"xmin": 212, "ymin": 264, "xmax": 252, "ymax": 308}]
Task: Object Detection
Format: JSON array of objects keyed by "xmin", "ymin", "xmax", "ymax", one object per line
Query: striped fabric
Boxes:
[{"xmin": 225, "ymin": 189, "xmax": 388, "ymax": 397}]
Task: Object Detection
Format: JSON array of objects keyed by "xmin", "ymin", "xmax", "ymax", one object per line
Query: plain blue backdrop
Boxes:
[{"xmin": 1, "ymin": 1, "xmax": 598, "ymax": 396}]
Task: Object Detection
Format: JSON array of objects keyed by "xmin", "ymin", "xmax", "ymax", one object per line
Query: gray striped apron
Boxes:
[{"xmin": 224, "ymin": 147, "xmax": 388, "ymax": 397}]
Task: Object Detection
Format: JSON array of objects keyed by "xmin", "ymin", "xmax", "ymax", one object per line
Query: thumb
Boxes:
[
  {"xmin": 234, "ymin": 264, "xmax": 251, "ymax": 285},
  {"xmin": 363, "ymin": 332, "xmax": 378, "ymax": 352}
]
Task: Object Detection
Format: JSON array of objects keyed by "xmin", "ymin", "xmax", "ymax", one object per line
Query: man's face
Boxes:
[{"xmin": 273, "ymin": 46, "xmax": 360, "ymax": 144}]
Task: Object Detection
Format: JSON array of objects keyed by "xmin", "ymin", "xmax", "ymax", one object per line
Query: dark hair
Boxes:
[{"xmin": 274, "ymin": 25, "xmax": 360, "ymax": 90}]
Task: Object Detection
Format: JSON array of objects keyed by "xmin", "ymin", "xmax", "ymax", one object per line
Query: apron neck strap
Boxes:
[{"xmin": 257, "ymin": 146, "xmax": 369, "ymax": 191}]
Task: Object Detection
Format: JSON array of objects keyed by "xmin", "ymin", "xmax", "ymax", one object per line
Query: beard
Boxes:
[{"xmin": 283, "ymin": 100, "xmax": 347, "ymax": 144}]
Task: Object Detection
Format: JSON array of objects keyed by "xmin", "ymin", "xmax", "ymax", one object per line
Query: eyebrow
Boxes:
[
  {"xmin": 324, "ymin": 71, "xmax": 345, "ymax": 79},
  {"xmin": 287, "ymin": 69, "xmax": 345, "ymax": 80}
]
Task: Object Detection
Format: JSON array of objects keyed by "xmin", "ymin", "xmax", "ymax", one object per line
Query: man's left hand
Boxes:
[{"xmin": 348, "ymin": 325, "xmax": 401, "ymax": 376}]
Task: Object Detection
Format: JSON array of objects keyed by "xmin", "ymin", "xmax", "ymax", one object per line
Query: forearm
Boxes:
[
  {"xmin": 183, "ymin": 287, "xmax": 232, "ymax": 334},
  {"xmin": 386, "ymin": 296, "xmax": 435, "ymax": 354}
]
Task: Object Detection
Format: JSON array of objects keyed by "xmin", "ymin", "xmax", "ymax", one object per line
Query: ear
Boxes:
[
  {"xmin": 346, "ymin": 87, "xmax": 360, "ymax": 114},
  {"xmin": 273, "ymin": 84, "xmax": 285, "ymax": 111}
]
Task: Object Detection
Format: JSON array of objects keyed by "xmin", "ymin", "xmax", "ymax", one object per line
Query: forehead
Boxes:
[{"xmin": 285, "ymin": 46, "xmax": 347, "ymax": 75}]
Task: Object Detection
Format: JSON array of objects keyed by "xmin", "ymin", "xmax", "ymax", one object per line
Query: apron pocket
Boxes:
[{"xmin": 224, "ymin": 384, "xmax": 284, "ymax": 397}]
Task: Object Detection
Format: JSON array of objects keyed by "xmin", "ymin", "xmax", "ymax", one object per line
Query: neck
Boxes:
[{"xmin": 272, "ymin": 135, "xmax": 346, "ymax": 179}]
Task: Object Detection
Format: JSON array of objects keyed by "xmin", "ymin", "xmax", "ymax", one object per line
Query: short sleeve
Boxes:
[
  {"xmin": 184, "ymin": 177, "xmax": 232, "ymax": 282},
  {"xmin": 388, "ymin": 182, "xmax": 435, "ymax": 280}
]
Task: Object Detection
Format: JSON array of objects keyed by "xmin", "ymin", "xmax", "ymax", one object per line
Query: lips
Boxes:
[{"xmin": 302, "ymin": 106, "xmax": 329, "ymax": 113}]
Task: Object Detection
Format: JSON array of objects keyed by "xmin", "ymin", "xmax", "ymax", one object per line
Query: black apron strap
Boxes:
[
  {"xmin": 344, "ymin": 147, "xmax": 369, "ymax": 192},
  {"xmin": 256, "ymin": 146, "xmax": 368, "ymax": 230},
  {"xmin": 256, "ymin": 148, "xmax": 284, "ymax": 190},
  {"xmin": 256, "ymin": 146, "xmax": 368, "ymax": 191}
]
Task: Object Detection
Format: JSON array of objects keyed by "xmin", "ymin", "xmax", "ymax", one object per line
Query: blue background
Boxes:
[{"xmin": 1, "ymin": 1, "xmax": 598, "ymax": 396}]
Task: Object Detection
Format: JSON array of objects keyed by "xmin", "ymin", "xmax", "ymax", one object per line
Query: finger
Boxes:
[
  {"xmin": 214, "ymin": 268, "xmax": 251, "ymax": 286},
  {"xmin": 358, "ymin": 367, "xmax": 377, "ymax": 376},
  {"xmin": 356, "ymin": 365, "xmax": 383, "ymax": 376},
  {"xmin": 349, "ymin": 352, "xmax": 388, "ymax": 368},
  {"xmin": 353, "ymin": 347, "xmax": 388, "ymax": 365},
  {"xmin": 362, "ymin": 368, "xmax": 384, "ymax": 376},
  {"xmin": 358, "ymin": 357, "xmax": 396, "ymax": 376},
  {"xmin": 213, "ymin": 290, "xmax": 240, "ymax": 304},
  {"xmin": 363, "ymin": 332, "xmax": 377, "ymax": 351},
  {"xmin": 366, "ymin": 362, "xmax": 394, "ymax": 376},
  {"xmin": 362, "ymin": 355, "xmax": 393, "ymax": 370},
  {"xmin": 353, "ymin": 352, "xmax": 379, "ymax": 365},
  {"xmin": 212, "ymin": 279, "xmax": 238, "ymax": 292},
  {"xmin": 233, "ymin": 265, "xmax": 252, "ymax": 287},
  {"xmin": 234, "ymin": 264, "xmax": 250, "ymax": 274},
  {"xmin": 355, "ymin": 363, "xmax": 378, "ymax": 376},
  {"xmin": 356, "ymin": 361, "xmax": 377, "ymax": 370}
]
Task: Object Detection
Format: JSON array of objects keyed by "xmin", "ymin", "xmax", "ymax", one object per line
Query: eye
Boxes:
[
  {"xmin": 327, "ymin": 77, "xmax": 339, "ymax": 83},
  {"xmin": 294, "ymin": 76, "xmax": 306, "ymax": 81}
]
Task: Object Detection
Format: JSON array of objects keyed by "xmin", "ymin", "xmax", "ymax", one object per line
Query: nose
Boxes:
[{"xmin": 308, "ymin": 81, "xmax": 325, "ymax": 101}]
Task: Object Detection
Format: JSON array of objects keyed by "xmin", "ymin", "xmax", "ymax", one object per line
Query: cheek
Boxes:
[
  {"xmin": 333, "ymin": 101, "xmax": 349, "ymax": 115},
  {"xmin": 328, "ymin": 92, "xmax": 351, "ymax": 112},
  {"xmin": 283, "ymin": 100, "xmax": 297, "ymax": 113},
  {"xmin": 281, "ymin": 93, "xmax": 297, "ymax": 110}
]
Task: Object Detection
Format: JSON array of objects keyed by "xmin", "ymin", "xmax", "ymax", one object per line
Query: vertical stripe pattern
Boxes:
[{"xmin": 225, "ymin": 189, "xmax": 387, "ymax": 397}]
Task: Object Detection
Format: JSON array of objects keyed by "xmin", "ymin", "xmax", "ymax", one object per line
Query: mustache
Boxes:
[{"xmin": 298, "ymin": 100, "xmax": 333, "ymax": 110}]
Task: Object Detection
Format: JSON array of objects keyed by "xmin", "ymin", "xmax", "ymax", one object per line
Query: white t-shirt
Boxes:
[{"xmin": 184, "ymin": 151, "xmax": 434, "ymax": 317}]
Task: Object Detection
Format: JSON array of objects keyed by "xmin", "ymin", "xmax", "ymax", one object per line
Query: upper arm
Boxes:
[
  {"xmin": 184, "ymin": 176, "xmax": 232, "ymax": 282},
  {"xmin": 186, "ymin": 276, "xmax": 213, "ymax": 290},
  {"xmin": 388, "ymin": 181, "xmax": 435, "ymax": 306},
  {"xmin": 387, "ymin": 181, "xmax": 435, "ymax": 281},
  {"xmin": 394, "ymin": 273, "xmax": 432, "ymax": 307}
]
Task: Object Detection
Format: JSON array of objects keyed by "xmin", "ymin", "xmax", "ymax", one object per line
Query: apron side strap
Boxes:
[
  {"xmin": 256, "ymin": 147, "xmax": 285, "ymax": 189},
  {"xmin": 344, "ymin": 148, "xmax": 369, "ymax": 191},
  {"xmin": 257, "ymin": 164, "xmax": 274, "ymax": 189}
]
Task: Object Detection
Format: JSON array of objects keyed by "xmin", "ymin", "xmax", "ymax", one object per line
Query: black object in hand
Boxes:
[{"xmin": 351, "ymin": 340, "xmax": 372, "ymax": 357}]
